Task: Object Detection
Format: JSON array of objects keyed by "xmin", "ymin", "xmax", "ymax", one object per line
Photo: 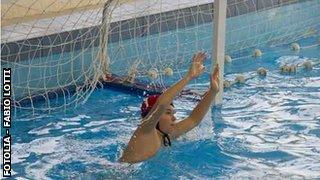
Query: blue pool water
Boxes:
[
  {"xmin": 7, "ymin": 32, "xmax": 320, "ymax": 179},
  {"xmin": 2, "ymin": 0, "xmax": 320, "ymax": 178}
]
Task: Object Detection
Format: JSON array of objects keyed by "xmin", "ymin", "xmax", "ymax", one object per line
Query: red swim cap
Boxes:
[{"xmin": 141, "ymin": 95, "xmax": 160, "ymax": 118}]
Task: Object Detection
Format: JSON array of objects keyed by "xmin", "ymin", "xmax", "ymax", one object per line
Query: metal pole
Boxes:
[{"xmin": 212, "ymin": 0, "xmax": 227, "ymax": 105}]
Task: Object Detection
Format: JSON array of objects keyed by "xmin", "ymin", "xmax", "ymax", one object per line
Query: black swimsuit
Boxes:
[{"xmin": 156, "ymin": 123, "xmax": 171, "ymax": 147}]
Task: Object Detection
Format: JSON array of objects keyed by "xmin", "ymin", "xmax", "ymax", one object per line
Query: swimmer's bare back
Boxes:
[
  {"xmin": 119, "ymin": 124, "xmax": 166, "ymax": 163},
  {"xmin": 119, "ymin": 52, "xmax": 220, "ymax": 163}
]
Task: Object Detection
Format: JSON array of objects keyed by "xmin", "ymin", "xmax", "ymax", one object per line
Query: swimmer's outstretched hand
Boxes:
[
  {"xmin": 187, "ymin": 52, "xmax": 206, "ymax": 79},
  {"xmin": 210, "ymin": 64, "xmax": 220, "ymax": 93}
]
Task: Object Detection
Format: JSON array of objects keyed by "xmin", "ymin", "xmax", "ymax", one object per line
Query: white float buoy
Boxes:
[
  {"xmin": 164, "ymin": 67, "xmax": 173, "ymax": 76},
  {"xmin": 253, "ymin": 49, "xmax": 262, "ymax": 58},
  {"xmin": 302, "ymin": 61, "xmax": 313, "ymax": 70},
  {"xmin": 257, "ymin": 67, "xmax": 267, "ymax": 76},
  {"xmin": 235, "ymin": 75, "xmax": 246, "ymax": 84},
  {"xmin": 280, "ymin": 65, "xmax": 289, "ymax": 73},
  {"xmin": 280, "ymin": 64, "xmax": 297, "ymax": 73},
  {"xmin": 289, "ymin": 64, "xmax": 297, "ymax": 73},
  {"xmin": 225, "ymin": 55, "xmax": 232, "ymax": 63},
  {"xmin": 291, "ymin": 43, "xmax": 300, "ymax": 52},
  {"xmin": 148, "ymin": 68, "xmax": 159, "ymax": 79},
  {"xmin": 223, "ymin": 80, "xmax": 231, "ymax": 88}
]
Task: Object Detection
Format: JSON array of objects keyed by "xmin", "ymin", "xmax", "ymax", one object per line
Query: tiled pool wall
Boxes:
[{"xmin": 1, "ymin": 0, "xmax": 319, "ymax": 101}]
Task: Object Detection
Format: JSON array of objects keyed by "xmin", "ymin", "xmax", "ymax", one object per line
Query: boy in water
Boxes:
[{"xmin": 120, "ymin": 52, "xmax": 220, "ymax": 163}]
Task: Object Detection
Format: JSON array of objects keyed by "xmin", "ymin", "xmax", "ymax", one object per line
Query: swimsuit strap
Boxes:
[{"xmin": 156, "ymin": 123, "xmax": 171, "ymax": 147}]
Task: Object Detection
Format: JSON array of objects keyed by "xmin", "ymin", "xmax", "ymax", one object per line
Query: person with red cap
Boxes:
[{"xmin": 120, "ymin": 52, "xmax": 220, "ymax": 163}]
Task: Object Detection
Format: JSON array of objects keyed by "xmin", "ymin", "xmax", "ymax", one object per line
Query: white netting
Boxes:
[
  {"xmin": 1, "ymin": 0, "xmax": 121, "ymax": 113},
  {"xmin": 1, "ymin": 0, "xmax": 319, "ymax": 114}
]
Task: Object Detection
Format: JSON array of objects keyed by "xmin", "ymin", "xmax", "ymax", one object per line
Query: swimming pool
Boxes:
[
  {"xmin": 2, "ymin": 0, "xmax": 320, "ymax": 178},
  {"xmin": 8, "ymin": 30, "xmax": 320, "ymax": 178}
]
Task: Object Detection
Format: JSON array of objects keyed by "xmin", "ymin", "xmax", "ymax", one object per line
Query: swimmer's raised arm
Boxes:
[
  {"xmin": 140, "ymin": 52, "xmax": 207, "ymax": 131},
  {"xmin": 172, "ymin": 65, "xmax": 220, "ymax": 138}
]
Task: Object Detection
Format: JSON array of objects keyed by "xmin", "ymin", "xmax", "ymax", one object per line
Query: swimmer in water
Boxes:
[{"xmin": 119, "ymin": 52, "xmax": 220, "ymax": 163}]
